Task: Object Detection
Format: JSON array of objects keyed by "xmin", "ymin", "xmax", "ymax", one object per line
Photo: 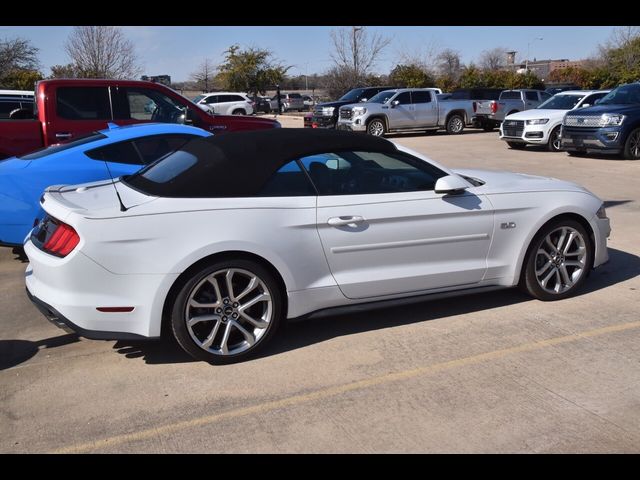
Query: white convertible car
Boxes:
[{"xmin": 24, "ymin": 129, "xmax": 611, "ymax": 363}]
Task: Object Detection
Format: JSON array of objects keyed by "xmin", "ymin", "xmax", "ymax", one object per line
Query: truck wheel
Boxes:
[
  {"xmin": 482, "ymin": 124, "xmax": 495, "ymax": 132},
  {"xmin": 547, "ymin": 126, "xmax": 562, "ymax": 152},
  {"xmin": 446, "ymin": 115, "xmax": 464, "ymax": 134},
  {"xmin": 367, "ymin": 118, "xmax": 386, "ymax": 136},
  {"xmin": 623, "ymin": 128, "xmax": 640, "ymax": 160},
  {"xmin": 507, "ymin": 142, "xmax": 526, "ymax": 150}
]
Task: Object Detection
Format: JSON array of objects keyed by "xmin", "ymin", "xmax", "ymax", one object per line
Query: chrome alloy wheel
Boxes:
[
  {"xmin": 534, "ymin": 226, "xmax": 587, "ymax": 294},
  {"xmin": 550, "ymin": 129, "xmax": 562, "ymax": 151},
  {"xmin": 185, "ymin": 268, "xmax": 273, "ymax": 356},
  {"xmin": 367, "ymin": 119, "xmax": 385, "ymax": 136},
  {"xmin": 629, "ymin": 130, "xmax": 640, "ymax": 159},
  {"xmin": 448, "ymin": 116, "xmax": 464, "ymax": 133}
]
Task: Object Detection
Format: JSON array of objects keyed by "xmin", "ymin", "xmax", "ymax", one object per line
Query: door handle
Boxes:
[
  {"xmin": 55, "ymin": 132, "xmax": 72, "ymax": 139},
  {"xmin": 327, "ymin": 216, "xmax": 364, "ymax": 227}
]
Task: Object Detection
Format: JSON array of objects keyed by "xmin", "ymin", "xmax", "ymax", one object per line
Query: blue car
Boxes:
[{"xmin": 0, "ymin": 123, "xmax": 211, "ymax": 247}]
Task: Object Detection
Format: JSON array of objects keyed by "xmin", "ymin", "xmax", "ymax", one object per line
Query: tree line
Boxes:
[{"xmin": 2, "ymin": 26, "xmax": 639, "ymax": 98}]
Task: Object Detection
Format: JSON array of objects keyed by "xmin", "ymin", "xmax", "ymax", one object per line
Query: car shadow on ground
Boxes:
[
  {"xmin": 0, "ymin": 333, "xmax": 79, "ymax": 370},
  {"xmin": 105, "ymin": 246, "xmax": 639, "ymax": 365},
  {"xmin": 385, "ymin": 129, "xmax": 490, "ymax": 139}
]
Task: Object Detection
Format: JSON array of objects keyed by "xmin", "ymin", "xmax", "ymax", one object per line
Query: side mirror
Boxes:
[
  {"xmin": 360, "ymin": 98, "xmax": 368, "ymax": 102},
  {"xmin": 390, "ymin": 100, "xmax": 400, "ymax": 108},
  {"xmin": 581, "ymin": 103, "xmax": 590, "ymax": 108},
  {"xmin": 184, "ymin": 107, "xmax": 198, "ymax": 124},
  {"xmin": 434, "ymin": 175, "xmax": 470, "ymax": 195}
]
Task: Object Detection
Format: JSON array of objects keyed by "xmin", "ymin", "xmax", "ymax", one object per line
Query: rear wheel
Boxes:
[
  {"xmin": 232, "ymin": 109, "xmax": 246, "ymax": 115},
  {"xmin": 547, "ymin": 126, "xmax": 562, "ymax": 152},
  {"xmin": 623, "ymin": 128, "xmax": 640, "ymax": 160},
  {"xmin": 507, "ymin": 142, "xmax": 526, "ymax": 150},
  {"xmin": 170, "ymin": 258, "xmax": 283, "ymax": 364},
  {"xmin": 367, "ymin": 118, "xmax": 386, "ymax": 136},
  {"xmin": 446, "ymin": 114, "xmax": 464, "ymax": 134},
  {"xmin": 521, "ymin": 219, "xmax": 593, "ymax": 301}
]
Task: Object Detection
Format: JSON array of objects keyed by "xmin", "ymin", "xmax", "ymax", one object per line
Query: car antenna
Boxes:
[{"xmin": 103, "ymin": 123, "xmax": 128, "ymax": 212}]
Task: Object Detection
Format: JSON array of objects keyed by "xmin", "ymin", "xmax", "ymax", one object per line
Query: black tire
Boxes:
[
  {"xmin": 520, "ymin": 218, "xmax": 593, "ymax": 301},
  {"xmin": 622, "ymin": 128, "xmax": 640, "ymax": 160},
  {"xmin": 547, "ymin": 126, "xmax": 562, "ymax": 152},
  {"xmin": 507, "ymin": 142, "xmax": 526, "ymax": 150},
  {"xmin": 170, "ymin": 258, "xmax": 283, "ymax": 364},
  {"xmin": 446, "ymin": 114, "xmax": 465, "ymax": 135},
  {"xmin": 366, "ymin": 118, "xmax": 386, "ymax": 136},
  {"xmin": 232, "ymin": 109, "xmax": 246, "ymax": 116},
  {"xmin": 482, "ymin": 124, "xmax": 495, "ymax": 132}
]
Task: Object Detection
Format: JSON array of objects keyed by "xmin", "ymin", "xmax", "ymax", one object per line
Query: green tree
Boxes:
[
  {"xmin": 547, "ymin": 66, "xmax": 591, "ymax": 88},
  {"xmin": 458, "ymin": 65, "xmax": 484, "ymax": 88},
  {"xmin": 1, "ymin": 69, "xmax": 43, "ymax": 89},
  {"xmin": 49, "ymin": 63, "xmax": 80, "ymax": 79},
  {"xmin": 388, "ymin": 64, "xmax": 435, "ymax": 88},
  {"xmin": 0, "ymin": 36, "xmax": 40, "ymax": 88},
  {"xmin": 217, "ymin": 45, "xmax": 290, "ymax": 96}
]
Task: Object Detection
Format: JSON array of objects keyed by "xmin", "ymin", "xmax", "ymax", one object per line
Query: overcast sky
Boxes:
[{"xmin": 0, "ymin": 26, "xmax": 617, "ymax": 82}]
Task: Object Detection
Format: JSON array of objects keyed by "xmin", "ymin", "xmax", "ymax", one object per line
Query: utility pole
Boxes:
[
  {"xmin": 353, "ymin": 26, "xmax": 362, "ymax": 84},
  {"xmin": 526, "ymin": 37, "xmax": 543, "ymax": 72}
]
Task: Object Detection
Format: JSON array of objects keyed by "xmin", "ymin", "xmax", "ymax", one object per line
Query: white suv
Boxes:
[{"xmin": 192, "ymin": 92, "xmax": 255, "ymax": 115}]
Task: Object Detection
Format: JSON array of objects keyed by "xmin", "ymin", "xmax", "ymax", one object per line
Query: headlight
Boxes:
[
  {"xmin": 352, "ymin": 107, "xmax": 367, "ymax": 116},
  {"xmin": 596, "ymin": 204, "xmax": 608, "ymax": 219},
  {"xmin": 600, "ymin": 114, "xmax": 625, "ymax": 126},
  {"xmin": 526, "ymin": 119, "xmax": 549, "ymax": 125}
]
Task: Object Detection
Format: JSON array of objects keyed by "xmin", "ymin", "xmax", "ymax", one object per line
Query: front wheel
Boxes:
[
  {"xmin": 367, "ymin": 118, "xmax": 386, "ymax": 136},
  {"xmin": 521, "ymin": 219, "xmax": 593, "ymax": 301},
  {"xmin": 446, "ymin": 115, "xmax": 464, "ymax": 135},
  {"xmin": 232, "ymin": 109, "xmax": 246, "ymax": 115},
  {"xmin": 170, "ymin": 259, "xmax": 283, "ymax": 364},
  {"xmin": 547, "ymin": 126, "xmax": 562, "ymax": 152},
  {"xmin": 623, "ymin": 128, "xmax": 640, "ymax": 160}
]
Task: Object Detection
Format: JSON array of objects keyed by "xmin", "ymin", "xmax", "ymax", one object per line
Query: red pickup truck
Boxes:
[{"xmin": 0, "ymin": 79, "xmax": 280, "ymax": 159}]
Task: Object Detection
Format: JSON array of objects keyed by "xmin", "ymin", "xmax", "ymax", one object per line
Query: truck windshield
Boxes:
[
  {"xmin": 339, "ymin": 88, "xmax": 366, "ymax": 102},
  {"xmin": 598, "ymin": 84, "xmax": 640, "ymax": 105},
  {"xmin": 18, "ymin": 133, "xmax": 106, "ymax": 160},
  {"xmin": 537, "ymin": 94, "xmax": 585, "ymax": 110},
  {"xmin": 368, "ymin": 91, "xmax": 397, "ymax": 104}
]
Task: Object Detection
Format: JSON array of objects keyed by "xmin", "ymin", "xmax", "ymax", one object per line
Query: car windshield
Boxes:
[
  {"xmin": 192, "ymin": 95, "xmax": 206, "ymax": 103},
  {"xmin": 536, "ymin": 94, "xmax": 585, "ymax": 110},
  {"xmin": 368, "ymin": 91, "xmax": 397, "ymax": 104},
  {"xmin": 598, "ymin": 83, "xmax": 640, "ymax": 105},
  {"xmin": 18, "ymin": 132, "xmax": 106, "ymax": 160},
  {"xmin": 339, "ymin": 88, "xmax": 366, "ymax": 102}
]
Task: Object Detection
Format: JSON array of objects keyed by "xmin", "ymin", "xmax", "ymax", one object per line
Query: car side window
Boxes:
[
  {"xmin": 583, "ymin": 93, "xmax": 605, "ymax": 106},
  {"xmin": 85, "ymin": 140, "xmax": 142, "ymax": 165},
  {"xmin": 300, "ymin": 151, "xmax": 446, "ymax": 195},
  {"xmin": 525, "ymin": 91, "xmax": 539, "ymax": 101},
  {"xmin": 411, "ymin": 91, "xmax": 432, "ymax": 104},
  {"xmin": 394, "ymin": 92, "xmax": 411, "ymax": 105},
  {"xmin": 114, "ymin": 88, "xmax": 186, "ymax": 124},
  {"xmin": 56, "ymin": 87, "xmax": 111, "ymax": 120},
  {"xmin": 258, "ymin": 160, "xmax": 316, "ymax": 196},
  {"xmin": 133, "ymin": 134, "xmax": 198, "ymax": 165},
  {"xmin": 204, "ymin": 96, "xmax": 218, "ymax": 104}
]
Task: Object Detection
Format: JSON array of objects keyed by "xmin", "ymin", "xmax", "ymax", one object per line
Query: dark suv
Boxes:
[
  {"xmin": 561, "ymin": 82, "xmax": 640, "ymax": 159},
  {"xmin": 310, "ymin": 86, "xmax": 397, "ymax": 129}
]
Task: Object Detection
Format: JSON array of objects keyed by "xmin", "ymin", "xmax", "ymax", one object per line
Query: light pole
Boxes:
[
  {"xmin": 353, "ymin": 26, "xmax": 363, "ymax": 82},
  {"xmin": 525, "ymin": 37, "xmax": 543, "ymax": 72}
]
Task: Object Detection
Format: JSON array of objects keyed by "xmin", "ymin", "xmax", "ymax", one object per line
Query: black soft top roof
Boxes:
[{"xmin": 126, "ymin": 128, "xmax": 399, "ymax": 198}]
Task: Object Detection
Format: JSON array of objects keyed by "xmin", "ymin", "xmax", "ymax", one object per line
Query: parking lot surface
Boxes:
[{"xmin": 1, "ymin": 118, "xmax": 639, "ymax": 453}]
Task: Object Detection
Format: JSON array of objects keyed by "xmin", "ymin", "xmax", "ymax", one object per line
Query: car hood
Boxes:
[
  {"xmin": 566, "ymin": 104, "xmax": 640, "ymax": 116},
  {"xmin": 453, "ymin": 168, "xmax": 594, "ymax": 196},
  {"xmin": 0, "ymin": 157, "xmax": 31, "ymax": 170},
  {"xmin": 505, "ymin": 109, "xmax": 568, "ymax": 121},
  {"xmin": 316, "ymin": 100, "xmax": 360, "ymax": 109}
]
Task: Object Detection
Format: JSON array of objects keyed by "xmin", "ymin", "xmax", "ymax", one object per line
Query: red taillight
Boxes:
[
  {"xmin": 472, "ymin": 101, "xmax": 477, "ymax": 113},
  {"xmin": 491, "ymin": 101, "xmax": 498, "ymax": 114},
  {"xmin": 43, "ymin": 222, "xmax": 80, "ymax": 257}
]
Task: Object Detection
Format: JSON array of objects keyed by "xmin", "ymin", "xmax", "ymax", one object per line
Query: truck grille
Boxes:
[
  {"xmin": 502, "ymin": 119, "xmax": 524, "ymax": 137},
  {"xmin": 564, "ymin": 116, "xmax": 601, "ymax": 127},
  {"xmin": 339, "ymin": 108, "xmax": 352, "ymax": 120}
]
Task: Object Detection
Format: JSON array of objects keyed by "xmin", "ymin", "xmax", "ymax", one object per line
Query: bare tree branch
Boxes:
[
  {"xmin": 65, "ymin": 26, "xmax": 141, "ymax": 79},
  {"xmin": 329, "ymin": 26, "xmax": 391, "ymax": 86},
  {"xmin": 190, "ymin": 59, "xmax": 216, "ymax": 92},
  {"xmin": 0, "ymin": 37, "xmax": 40, "ymax": 86},
  {"xmin": 478, "ymin": 47, "xmax": 508, "ymax": 70}
]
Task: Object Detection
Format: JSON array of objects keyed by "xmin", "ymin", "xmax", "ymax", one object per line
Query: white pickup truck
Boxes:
[
  {"xmin": 336, "ymin": 88, "xmax": 476, "ymax": 136},
  {"xmin": 474, "ymin": 89, "xmax": 552, "ymax": 130}
]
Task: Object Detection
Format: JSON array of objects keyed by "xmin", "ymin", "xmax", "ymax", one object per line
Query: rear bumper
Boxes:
[{"xmin": 24, "ymin": 240, "xmax": 177, "ymax": 338}]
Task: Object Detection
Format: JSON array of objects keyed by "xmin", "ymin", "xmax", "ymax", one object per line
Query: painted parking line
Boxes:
[{"xmin": 53, "ymin": 320, "xmax": 640, "ymax": 453}]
